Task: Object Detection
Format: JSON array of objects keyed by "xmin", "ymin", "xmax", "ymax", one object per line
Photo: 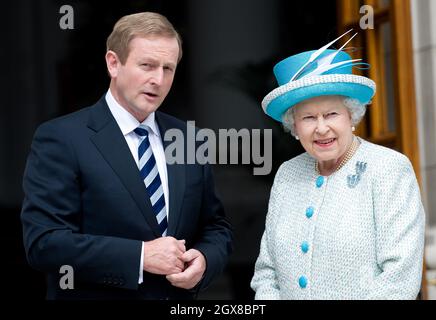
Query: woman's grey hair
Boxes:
[{"xmin": 281, "ymin": 97, "xmax": 368, "ymax": 137}]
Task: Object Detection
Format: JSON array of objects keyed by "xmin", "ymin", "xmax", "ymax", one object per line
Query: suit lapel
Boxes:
[
  {"xmin": 87, "ymin": 98, "xmax": 162, "ymax": 238},
  {"xmin": 155, "ymin": 112, "xmax": 186, "ymax": 237}
]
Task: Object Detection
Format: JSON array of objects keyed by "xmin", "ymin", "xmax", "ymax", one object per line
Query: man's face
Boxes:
[{"xmin": 107, "ymin": 36, "xmax": 179, "ymax": 122}]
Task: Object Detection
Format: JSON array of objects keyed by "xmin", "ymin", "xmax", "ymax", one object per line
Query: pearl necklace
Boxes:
[{"xmin": 315, "ymin": 136, "xmax": 360, "ymax": 175}]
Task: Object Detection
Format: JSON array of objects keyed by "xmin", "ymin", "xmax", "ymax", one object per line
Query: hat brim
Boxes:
[{"xmin": 262, "ymin": 75, "xmax": 376, "ymax": 122}]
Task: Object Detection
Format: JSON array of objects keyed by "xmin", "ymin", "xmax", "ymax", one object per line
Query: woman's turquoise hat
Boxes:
[{"xmin": 262, "ymin": 30, "xmax": 376, "ymax": 122}]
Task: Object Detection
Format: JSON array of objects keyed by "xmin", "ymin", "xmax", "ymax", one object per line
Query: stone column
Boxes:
[
  {"xmin": 411, "ymin": 0, "xmax": 436, "ymax": 300},
  {"xmin": 411, "ymin": 0, "xmax": 436, "ymax": 226}
]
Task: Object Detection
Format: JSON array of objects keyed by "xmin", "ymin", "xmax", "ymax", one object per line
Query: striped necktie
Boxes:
[{"xmin": 134, "ymin": 125, "xmax": 168, "ymax": 236}]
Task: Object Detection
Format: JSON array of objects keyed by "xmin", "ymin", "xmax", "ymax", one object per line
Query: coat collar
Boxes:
[{"xmin": 155, "ymin": 112, "xmax": 186, "ymax": 237}]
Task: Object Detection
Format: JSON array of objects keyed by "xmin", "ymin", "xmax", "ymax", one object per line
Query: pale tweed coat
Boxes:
[{"xmin": 251, "ymin": 138, "xmax": 425, "ymax": 299}]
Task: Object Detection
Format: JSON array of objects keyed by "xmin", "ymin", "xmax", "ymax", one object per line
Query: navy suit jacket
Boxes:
[{"xmin": 21, "ymin": 97, "xmax": 233, "ymax": 299}]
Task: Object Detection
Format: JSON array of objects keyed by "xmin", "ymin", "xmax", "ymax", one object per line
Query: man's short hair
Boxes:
[{"xmin": 106, "ymin": 12, "xmax": 182, "ymax": 64}]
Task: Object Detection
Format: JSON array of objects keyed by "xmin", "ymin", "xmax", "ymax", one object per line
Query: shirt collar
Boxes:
[{"xmin": 105, "ymin": 89, "xmax": 160, "ymax": 137}]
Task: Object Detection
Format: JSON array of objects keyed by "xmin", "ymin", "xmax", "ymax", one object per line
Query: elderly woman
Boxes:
[{"xmin": 251, "ymin": 32, "xmax": 425, "ymax": 300}]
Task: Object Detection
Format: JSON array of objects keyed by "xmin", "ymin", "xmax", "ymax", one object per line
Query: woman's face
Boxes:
[{"xmin": 293, "ymin": 95, "xmax": 354, "ymax": 166}]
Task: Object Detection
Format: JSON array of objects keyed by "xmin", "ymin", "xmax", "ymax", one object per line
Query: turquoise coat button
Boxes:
[
  {"xmin": 301, "ymin": 241, "xmax": 309, "ymax": 253},
  {"xmin": 306, "ymin": 207, "xmax": 314, "ymax": 218},
  {"xmin": 316, "ymin": 176, "xmax": 324, "ymax": 188},
  {"xmin": 299, "ymin": 276, "xmax": 308, "ymax": 289}
]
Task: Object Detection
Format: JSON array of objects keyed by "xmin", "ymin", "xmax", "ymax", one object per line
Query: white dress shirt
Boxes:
[{"xmin": 105, "ymin": 89, "xmax": 169, "ymax": 284}]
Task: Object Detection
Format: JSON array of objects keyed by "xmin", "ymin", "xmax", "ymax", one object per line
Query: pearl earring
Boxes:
[
  {"xmin": 295, "ymin": 136, "xmax": 300, "ymax": 140},
  {"xmin": 352, "ymin": 126, "xmax": 356, "ymax": 132}
]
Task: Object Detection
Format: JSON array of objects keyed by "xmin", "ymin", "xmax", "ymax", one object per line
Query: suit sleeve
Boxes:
[
  {"xmin": 21, "ymin": 122, "xmax": 142, "ymax": 290},
  {"xmin": 368, "ymin": 154, "xmax": 426, "ymax": 299},
  {"xmin": 191, "ymin": 163, "xmax": 233, "ymax": 291}
]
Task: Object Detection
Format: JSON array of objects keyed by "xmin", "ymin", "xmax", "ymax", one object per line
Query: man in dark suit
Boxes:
[{"xmin": 21, "ymin": 12, "xmax": 233, "ymax": 299}]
